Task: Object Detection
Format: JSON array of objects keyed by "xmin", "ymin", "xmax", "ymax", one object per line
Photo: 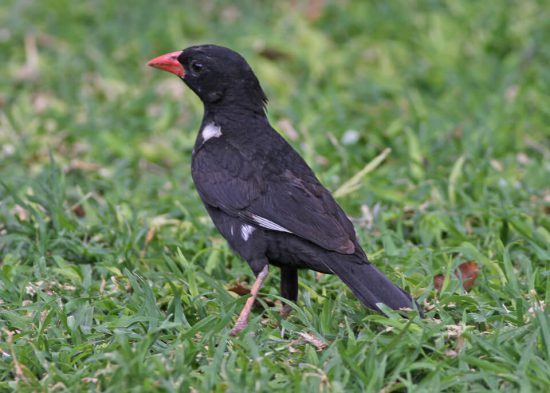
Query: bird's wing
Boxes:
[{"xmin": 192, "ymin": 139, "xmax": 358, "ymax": 255}]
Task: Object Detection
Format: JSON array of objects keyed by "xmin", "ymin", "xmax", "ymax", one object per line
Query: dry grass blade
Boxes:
[
  {"xmin": 334, "ymin": 148, "xmax": 391, "ymax": 198},
  {"xmin": 448, "ymin": 155, "xmax": 465, "ymax": 206},
  {"xmin": 299, "ymin": 332, "xmax": 328, "ymax": 351},
  {"xmin": 3, "ymin": 329, "xmax": 28, "ymax": 384}
]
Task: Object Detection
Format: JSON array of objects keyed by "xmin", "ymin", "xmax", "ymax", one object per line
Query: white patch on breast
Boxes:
[
  {"xmin": 240, "ymin": 224, "xmax": 255, "ymax": 241},
  {"xmin": 201, "ymin": 122, "xmax": 222, "ymax": 142},
  {"xmin": 251, "ymin": 214, "xmax": 292, "ymax": 233},
  {"xmin": 230, "ymin": 225, "xmax": 234, "ymax": 236}
]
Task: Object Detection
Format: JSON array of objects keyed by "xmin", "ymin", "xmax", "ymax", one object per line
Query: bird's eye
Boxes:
[{"xmin": 190, "ymin": 61, "xmax": 204, "ymax": 74}]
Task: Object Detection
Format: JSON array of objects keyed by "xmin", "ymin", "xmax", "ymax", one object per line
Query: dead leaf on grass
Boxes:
[
  {"xmin": 434, "ymin": 261, "xmax": 479, "ymax": 292},
  {"xmin": 227, "ymin": 282, "xmax": 250, "ymax": 296}
]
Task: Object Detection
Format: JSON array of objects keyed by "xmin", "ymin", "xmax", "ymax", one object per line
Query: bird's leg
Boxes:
[
  {"xmin": 230, "ymin": 265, "xmax": 269, "ymax": 336},
  {"xmin": 280, "ymin": 267, "xmax": 298, "ymax": 318}
]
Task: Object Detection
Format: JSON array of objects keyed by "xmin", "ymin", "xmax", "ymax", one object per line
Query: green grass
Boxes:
[{"xmin": 1, "ymin": 0, "xmax": 549, "ymax": 391}]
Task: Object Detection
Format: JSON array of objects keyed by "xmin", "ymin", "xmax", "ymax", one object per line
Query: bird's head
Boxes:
[{"xmin": 147, "ymin": 44, "xmax": 267, "ymax": 114}]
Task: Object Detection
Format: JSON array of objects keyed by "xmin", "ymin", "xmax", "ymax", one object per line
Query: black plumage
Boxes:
[{"xmin": 147, "ymin": 45, "xmax": 418, "ymax": 334}]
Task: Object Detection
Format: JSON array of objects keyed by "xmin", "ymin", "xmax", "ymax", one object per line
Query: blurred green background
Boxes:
[{"xmin": 0, "ymin": 0, "xmax": 549, "ymax": 391}]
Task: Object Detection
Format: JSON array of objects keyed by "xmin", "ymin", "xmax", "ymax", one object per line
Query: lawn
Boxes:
[{"xmin": 0, "ymin": 0, "xmax": 549, "ymax": 391}]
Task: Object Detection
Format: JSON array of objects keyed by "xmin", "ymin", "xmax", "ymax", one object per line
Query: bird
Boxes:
[{"xmin": 147, "ymin": 45, "xmax": 418, "ymax": 335}]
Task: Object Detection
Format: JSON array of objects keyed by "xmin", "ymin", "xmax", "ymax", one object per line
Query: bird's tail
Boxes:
[{"xmin": 321, "ymin": 256, "xmax": 418, "ymax": 313}]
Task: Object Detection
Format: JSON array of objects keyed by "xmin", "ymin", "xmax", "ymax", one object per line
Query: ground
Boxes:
[{"xmin": 0, "ymin": 1, "xmax": 549, "ymax": 392}]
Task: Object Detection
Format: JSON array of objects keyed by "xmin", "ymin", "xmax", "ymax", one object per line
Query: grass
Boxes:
[{"xmin": 0, "ymin": 0, "xmax": 549, "ymax": 391}]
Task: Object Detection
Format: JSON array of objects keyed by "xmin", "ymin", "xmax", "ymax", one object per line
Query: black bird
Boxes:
[{"xmin": 147, "ymin": 45, "xmax": 417, "ymax": 335}]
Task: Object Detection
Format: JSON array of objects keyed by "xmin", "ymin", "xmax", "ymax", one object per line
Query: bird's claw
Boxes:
[{"xmin": 280, "ymin": 304, "xmax": 292, "ymax": 319}]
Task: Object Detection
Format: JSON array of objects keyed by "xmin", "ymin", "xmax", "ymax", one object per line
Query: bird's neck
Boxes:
[
  {"xmin": 201, "ymin": 81, "xmax": 268, "ymax": 118},
  {"xmin": 198, "ymin": 106, "xmax": 270, "ymax": 144},
  {"xmin": 203, "ymin": 103, "xmax": 268, "ymax": 123},
  {"xmin": 193, "ymin": 107, "xmax": 269, "ymax": 155}
]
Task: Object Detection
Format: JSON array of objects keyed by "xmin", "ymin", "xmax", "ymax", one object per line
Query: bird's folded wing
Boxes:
[{"xmin": 192, "ymin": 148, "xmax": 357, "ymax": 255}]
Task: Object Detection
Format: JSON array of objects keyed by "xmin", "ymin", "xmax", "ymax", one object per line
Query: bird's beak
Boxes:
[{"xmin": 147, "ymin": 51, "xmax": 185, "ymax": 78}]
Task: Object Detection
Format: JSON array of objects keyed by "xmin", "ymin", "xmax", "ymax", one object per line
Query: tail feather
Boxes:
[{"xmin": 322, "ymin": 257, "xmax": 417, "ymax": 313}]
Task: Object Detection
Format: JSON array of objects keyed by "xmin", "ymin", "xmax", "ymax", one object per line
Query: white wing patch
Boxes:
[
  {"xmin": 201, "ymin": 122, "xmax": 222, "ymax": 142},
  {"xmin": 251, "ymin": 214, "xmax": 292, "ymax": 233},
  {"xmin": 240, "ymin": 224, "xmax": 255, "ymax": 241}
]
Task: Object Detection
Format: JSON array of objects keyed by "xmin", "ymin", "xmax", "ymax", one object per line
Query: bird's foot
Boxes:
[
  {"xmin": 229, "ymin": 265, "xmax": 269, "ymax": 336},
  {"xmin": 230, "ymin": 316, "xmax": 249, "ymax": 336}
]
